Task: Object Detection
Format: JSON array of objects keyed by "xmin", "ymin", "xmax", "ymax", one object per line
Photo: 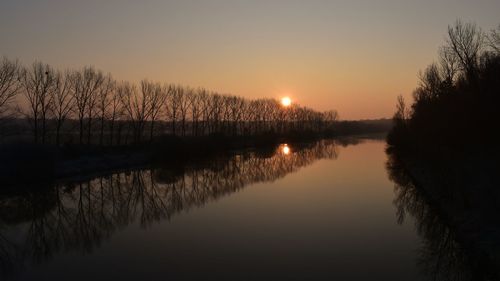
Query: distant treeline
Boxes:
[
  {"xmin": 0, "ymin": 58, "xmax": 339, "ymax": 146},
  {"xmin": 388, "ymin": 20, "xmax": 500, "ymax": 152},
  {"xmin": 334, "ymin": 119, "xmax": 392, "ymax": 136}
]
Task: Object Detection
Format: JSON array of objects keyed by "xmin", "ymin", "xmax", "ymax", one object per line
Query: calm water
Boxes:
[{"xmin": 1, "ymin": 139, "xmax": 439, "ymax": 280}]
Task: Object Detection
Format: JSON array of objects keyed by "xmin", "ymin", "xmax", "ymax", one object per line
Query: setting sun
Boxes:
[
  {"xmin": 281, "ymin": 144, "xmax": 291, "ymax": 155},
  {"xmin": 281, "ymin": 97, "xmax": 292, "ymax": 107}
]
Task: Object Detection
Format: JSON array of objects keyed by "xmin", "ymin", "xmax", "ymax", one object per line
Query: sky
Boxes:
[{"xmin": 1, "ymin": 0, "xmax": 499, "ymax": 119}]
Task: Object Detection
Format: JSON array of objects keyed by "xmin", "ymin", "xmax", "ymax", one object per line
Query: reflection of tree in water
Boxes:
[
  {"xmin": 386, "ymin": 152, "xmax": 497, "ymax": 281},
  {"xmin": 0, "ymin": 140, "xmax": 338, "ymax": 277}
]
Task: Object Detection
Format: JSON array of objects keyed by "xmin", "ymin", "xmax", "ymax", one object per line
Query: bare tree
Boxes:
[
  {"xmin": 96, "ymin": 74, "xmax": 115, "ymax": 145},
  {"xmin": 51, "ymin": 71, "xmax": 74, "ymax": 145},
  {"xmin": 198, "ymin": 89, "xmax": 210, "ymax": 136},
  {"xmin": 488, "ymin": 24, "xmax": 500, "ymax": 54},
  {"xmin": 178, "ymin": 87, "xmax": 191, "ymax": 136},
  {"xmin": 446, "ymin": 20, "xmax": 485, "ymax": 79},
  {"xmin": 165, "ymin": 85, "xmax": 180, "ymax": 135},
  {"xmin": 187, "ymin": 89, "xmax": 201, "ymax": 136},
  {"xmin": 119, "ymin": 82, "xmax": 151, "ymax": 142},
  {"xmin": 70, "ymin": 66, "xmax": 104, "ymax": 144},
  {"xmin": 228, "ymin": 96, "xmax": 244, "ymax": 136},
  {"xmin": 1, "ymin": 56, "xmax": 341, "ymax": 144},
  {"xmin": 86, "ymin": 72, "xmax": 104, "ymax": 144},
  {"xmin": 394, "ymin": 95, "xmax": 409, "ymax": 123},
  {"xmin": 141, "ymin": 80, "xmax": 166, "ymax": 141},
  {"xmin": 20, "ymin": 62, "xmax": 56, "ymax": 143},
  {"xmin": 0, "ymin": 57, "xmax": 21, "ymax": 117},
  {"xmin": 208, "ymin": 94, "xmax": 222, "ymax": 134},
  {"xmin": 418, "ymin": 63, "xmax": 443, "ymax": 100},
  {"xmin": 108, "ymin": 87, "xmax": 122, "ymax": 145},
  {"xmin": 323, "ymin": 110, "xmax": 339, "ymax": 131},
  {"xmin": 438, "ymin": 46, "xmax": 459, "ymax": 86}
]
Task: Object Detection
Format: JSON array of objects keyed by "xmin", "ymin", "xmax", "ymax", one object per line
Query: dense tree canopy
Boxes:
[{"xmin": 388, "ymin": 20, "xmax": 500, "ymax": 151}]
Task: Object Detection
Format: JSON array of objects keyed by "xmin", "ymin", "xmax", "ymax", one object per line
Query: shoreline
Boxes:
[{"xmin": 0, "ymin": 133, "xmax": 386, "ymax": 188}]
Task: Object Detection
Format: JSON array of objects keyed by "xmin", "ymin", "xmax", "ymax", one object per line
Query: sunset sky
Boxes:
[{"xmin": 1, "ymin": 0, "xmax": 499, "ymax": 119}]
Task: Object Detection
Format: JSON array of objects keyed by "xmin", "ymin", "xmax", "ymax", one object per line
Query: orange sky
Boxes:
[{"xmin": 1, "ymin": 0, "xmax": 499, "ymax": 119}]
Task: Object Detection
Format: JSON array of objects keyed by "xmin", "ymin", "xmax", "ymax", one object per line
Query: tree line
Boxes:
[
  {"xmin": 388, "ymin": 20, "xmax": 500, "ymax": 150},
  {"xmin": 0, "ymin": 59, "xmax": 338, "ymax": 145}
]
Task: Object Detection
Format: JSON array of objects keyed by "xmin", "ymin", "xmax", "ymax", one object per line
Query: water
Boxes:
[{"xmin": 1, "ymin": 139, "xmax": 432, "ymax": 280}]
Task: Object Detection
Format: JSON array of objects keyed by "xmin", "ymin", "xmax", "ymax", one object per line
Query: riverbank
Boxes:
[{"xmin": 0, "ymin": 132, "xmax": 371, "ymax": 187}]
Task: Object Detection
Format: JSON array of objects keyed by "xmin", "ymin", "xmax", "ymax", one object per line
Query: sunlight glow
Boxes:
[
  {"xmin": 281, "ymin": 97, "xmax": 292, "ymax": 107},
  {"xmin": 282, "ymin": 144, "xmax": 291, "ymax": 155}
]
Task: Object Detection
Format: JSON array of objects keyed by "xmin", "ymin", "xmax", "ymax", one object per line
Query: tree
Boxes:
[
  {"xmin": 187, "ymin": 89, "xmax": 201, "ymax": 136},
  {"xmin": 165, "ymin": 85, "xmax": 180, "ymax": 135},
  {"xmin": 198, "ymin": 89, "xmax": 210, "ymax": 136},
  {"xmin": 0, "ymin": 57, "xmax": 21, "ymax": 117},
  {"xmin": 20, "ymin": 62, "xmax": 56, "ymax": 143},
  {"xmin": 70, "ymin": 67, "xmax": 104, "ymax": 144},
  {"xmin": 178, "ymin": 87, "xmax": 191, "ymax": 136},
  {"xmin": 141, "ymin": 80, "xmax": 166, "ymax": 141},
  {"xmin": 108, "ymin": 86, "xmax": 123, "ymax": 146},
  {"xmin": 488, "ymin": 24, "xmax": 500, "ymax": 54},
  {"xmin": 209, "ymin": 94, "xmax": 223, "ymax": 134},
  {"xmin": 119, "ymin": 82, "xmax": 150, "ymax": 142},
  {"xmin": 446, "ymin": 20, "xmax": 485, "ymax": 80},
  {"xmin": 438, "ymin": 46, "xmax": 459, "ymax": 86},
  {"xmin": 394, "ymin": 95, "xmax": 409, "ymax": 123},
  {"xmin": 416, "ymin": 63, "xmax": 443, "ymax": 101},
  {"xmin": 51, "ymin": 71, "xmax": 74, "ymax": 145},
  {"xmin": 96, "ymin": 74, "xmax": 115, "ymax": 145},
  {"xmin": 85, "ymin": 72, "xmax": 104, "ymax": 144},
  {"xmin": 323, "ymin": 110, "xmax": 338, "ymax": 131},
  {"xmin": 1, "ymin": 55, "xmax": 341, "ymax": 144}
]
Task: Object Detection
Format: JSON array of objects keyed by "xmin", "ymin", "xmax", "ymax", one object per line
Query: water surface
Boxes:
[{"xmin": 1, "ymin": 139, "xmax": 432, "ymax": 280}]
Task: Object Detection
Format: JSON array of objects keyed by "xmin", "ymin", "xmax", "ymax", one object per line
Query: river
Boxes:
[{"xmin": 0, "ymin": 138, "xmax": 463, "ymax": 280}]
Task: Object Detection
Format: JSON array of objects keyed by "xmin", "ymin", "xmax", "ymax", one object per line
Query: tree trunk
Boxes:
[
  {"xmin": 79, "ymin": 117, "xmax": 84, "ymax": 145},
  {"xmin": 56, "ymin": 122, "xmax": 61, "ymax": 146},
  {"xmin": 150, "ymin": 120, "xmax": 155, "ymax": 141},
  {"xmin": 99, "ymin": 116, "xmax": 105, "ymax": 146},
  {"xmin": 87, "ymin": 114, "xmax": 92, "ymax": 145},
  {"xmin": 109, "ymin": 118, "xmax": 115, "ymax": 146}
]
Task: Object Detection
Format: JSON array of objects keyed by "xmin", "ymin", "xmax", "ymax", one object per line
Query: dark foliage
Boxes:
[{"xmin": 387, "ymin": 21, "xmax": 500, "ymax": 154}]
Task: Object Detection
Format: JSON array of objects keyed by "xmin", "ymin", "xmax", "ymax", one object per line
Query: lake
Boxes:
[{"xmin": 0, "ymin": 138, "xmax": 457, "ymax": 280}]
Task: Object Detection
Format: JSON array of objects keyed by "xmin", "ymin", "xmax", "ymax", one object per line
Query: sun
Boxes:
[
  {"xmin": 281, "ymin": 97, "xmax": 292, "ymax": 107},
  {"xmin": 281, "ymin": 144, "xmax": 291, "ymax": 155}
]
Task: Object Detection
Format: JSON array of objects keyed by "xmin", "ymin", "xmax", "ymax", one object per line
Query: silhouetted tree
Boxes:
[
  {"xmin": 187, "ymin": 89, "xmax": 201, "ymax": 136},
  {"xmin": 388, "ymin": 20, "xmax": 500, "ymax": 150},
  {"xmin": 177, "ymin": 87, "xmax": 190, "ymax": 136},
  {"xmin": 489, "ymin": 25, "xmax": 500, "ymax": 54},
  {"xmin": 20, "ymin": 62, "xmax": 56, "ymax": 143},
  {"xmin": 165, "ymin": 85, "xmax": 180, "ymax": 135},
  {"xmin": 446, "ymin": 20, "xmax": 485, "ymax": 81},
  {"xmin": 70, "ymin": 67, "xmax": 104, "ymax": 145},
  {"xmin": 0, "ymin": 57, "xmax": 20, "ymax": 117},
  {"xmin": 51, "ymin": 71, "xmax": 74, "ymax": 145},
  {"xmin": 1, "ymin": 57, "xmax": 339, "ymax": 144},
  {"xmin": 438, "ymin": 46, "xmax": 460, "ymax": 86},
  {"xmin": 108, "ymin": 87, "xmax": 123, "ymax": 146},
  {"xmin": 96, "ymin": 74, "xmax": 115, "ymax": 145},
  {"xmin": 119, "ymin": 82, "xmax": 150, "ymax": 142},
  {"xmin": 142, "ymin": 80, "xmax": 166, "ymax": 141}
]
